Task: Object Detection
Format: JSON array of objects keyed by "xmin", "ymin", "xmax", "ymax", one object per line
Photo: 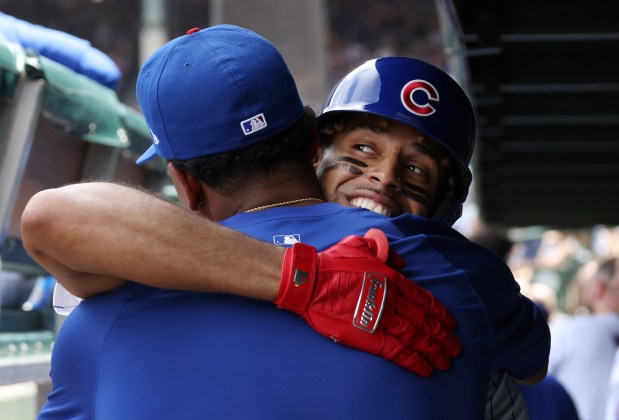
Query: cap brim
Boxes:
[{"xmin": 135, "ymin": 144, "xmax": 158, "ymax": 165}]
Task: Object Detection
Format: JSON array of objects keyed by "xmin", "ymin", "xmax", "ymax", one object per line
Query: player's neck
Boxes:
[
  {"xmin": 237, "ymin": 168, "xmax": 324, "ymax": 215},
  {"xmin": 207, "ymin": 165, "xmax": 324, "ymax": 220}
]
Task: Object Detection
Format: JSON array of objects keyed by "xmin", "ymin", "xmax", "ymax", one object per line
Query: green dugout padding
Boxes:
[{"xmin": 0, "ymin": 38, "xmax": 153, "ymax": 157}]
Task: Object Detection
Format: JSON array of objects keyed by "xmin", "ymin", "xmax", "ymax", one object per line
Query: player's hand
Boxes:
[{"xmin": 275, "ymin": 228, "xmax": 461, "ymax": 377}]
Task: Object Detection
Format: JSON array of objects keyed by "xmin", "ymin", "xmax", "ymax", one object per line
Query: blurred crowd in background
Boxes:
[
  {"xmin": 3, "ymin": 1, "xmax": 619, "ymax": 418},
  {"xmin": 0, "ymin": 0, "xmax": 446, "ymax": 97},
  {"xmin": 325, "ymin": 0, "xmax": 445, "ymax": 84}
]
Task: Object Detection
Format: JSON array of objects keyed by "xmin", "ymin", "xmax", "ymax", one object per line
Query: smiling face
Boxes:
[{"xmin": 316, "ymin": 114, "xmax": 450, "ymax": 218}]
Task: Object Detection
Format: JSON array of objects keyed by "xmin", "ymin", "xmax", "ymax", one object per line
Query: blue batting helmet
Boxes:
[{"xmin": 319, "ymin": 57, "xmax": 476, "ymax": 225}]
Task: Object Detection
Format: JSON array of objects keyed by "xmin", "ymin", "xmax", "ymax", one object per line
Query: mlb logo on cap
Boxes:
[{"xmin": 241, "ymin": 113, "xmax": 268, "ymax": 135}]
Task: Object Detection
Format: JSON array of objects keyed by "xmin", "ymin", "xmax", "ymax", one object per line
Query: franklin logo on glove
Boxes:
[{"xmin": 353, "ymin": 273, "xmax": 387, "ymax": 333}]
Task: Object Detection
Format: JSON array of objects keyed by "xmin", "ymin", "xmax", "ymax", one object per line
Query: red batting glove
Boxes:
[{"xmin": 275, "ymin": 228, "xmax": 461, "ymax": 377}]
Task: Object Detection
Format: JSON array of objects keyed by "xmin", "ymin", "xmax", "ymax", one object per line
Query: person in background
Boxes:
[
  {"xmin": 470, "ymin": 224, "xmax": 580, "ymax": 420},
  {"xmin": 550, "ymin": 257, "xmax": 619, "ymax": 420}
]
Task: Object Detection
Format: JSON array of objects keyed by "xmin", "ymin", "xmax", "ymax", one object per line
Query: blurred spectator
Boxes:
[
  {"xmin": 564, "ymin": 260, "xmax": 601, "ymax": 315},
  {"xmin": 592, "ymin": 225, "xmax": 619, "ymax": 259},
  {"xmin": 326, "ymin": 0, "xmax": 446, "ymax": 84},
  {"xmin": 0, "ymin": 0, "xmax": 140, "ymax": 97},
  {"xmin": 606, "ymin": 343, "xmax": 619, "ymax": 419},
  {"xmin": 532, "ymin": 230, "xmax": 590, "ymax": 311},
  {"xmin": 471, "ymin": 224, "xmax": 580, "ymax": 420},
  {"xmin": 525, "ymin": 282, "xmax": 560, "ymax": 323},
  {"xmin": 549, "ymin": 257, "xmax": 619, "ymax": 420},
  {"xmin": 2, "ymin": 0, "xmax": 445, "ymax": 99}
]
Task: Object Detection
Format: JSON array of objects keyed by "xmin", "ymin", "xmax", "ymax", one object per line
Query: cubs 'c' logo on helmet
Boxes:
[{"xmin": 400, "ymin": 79, "xmax": 440, "ymax": 116}]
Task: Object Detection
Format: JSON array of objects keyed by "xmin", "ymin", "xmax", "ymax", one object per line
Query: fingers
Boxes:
[
  {"xmin": 428, "ymin": 296, "xmax": 457, "ymax": 330},
  {"xmin": 411, "ymin": 335, "xmax": 451, "ymax": 371},
  {"xmin": 384, "ymin": 314, "xmax": 458, "ymax": 371},
  {"xmin": 425, "ymin": 321, "xmax": 462, "ymax": 357},
  {"xmin": 393, "ymin": 276, "xmax": 458, "ymax": 331},
  {"xmin": 381, "ymin": 283, "xmax": 462, "ymax": 372},
  {"xmin": 391, "ymin": 348, "xmax": 434, "ymax": 377},
  {"xmin": 391, "ymin": 292, "xmax": 461, "ymax": 357}
]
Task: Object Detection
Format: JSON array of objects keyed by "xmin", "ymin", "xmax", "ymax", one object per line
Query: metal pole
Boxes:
[
  {"xmin": 209, "ymin": 0, "xmax": 329, "ymax": 111},
  {"xmin": 0, "ymin": 76, "xmax": 45, "ymax": 252},
  {"xmin": 139, "ymin": 0, "xmax": 169, "ymax": 68}
]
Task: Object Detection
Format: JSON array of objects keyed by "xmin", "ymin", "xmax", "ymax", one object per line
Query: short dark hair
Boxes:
[{"xmin": 171, "ymin": 106, "xmax": 316, "ymax": 195}]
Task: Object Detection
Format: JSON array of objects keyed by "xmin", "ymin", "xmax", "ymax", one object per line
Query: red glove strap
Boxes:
[{"xmin": 275, "ymin": 243, "xmax": 318, "ymax": 315}]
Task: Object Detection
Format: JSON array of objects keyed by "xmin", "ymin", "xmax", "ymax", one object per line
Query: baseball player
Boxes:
[
  {"xmin": 22, "ymin": 25, "xmax": 549, "ymax": 419},
  {"xmin": 316, "ymin": 57, "xmax": 536, "ymax": 420}
]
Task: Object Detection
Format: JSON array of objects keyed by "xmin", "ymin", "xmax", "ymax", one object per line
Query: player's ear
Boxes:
[{"xmin": 167, "ymin": 162, "xmax": 203, "ymax": 211}]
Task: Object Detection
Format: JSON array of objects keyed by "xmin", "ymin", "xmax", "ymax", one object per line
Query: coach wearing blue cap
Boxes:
[
  {"xmin": 135, "ymin": 26, "xmax": 305, "ymax": 166},
  {"xmin": 24, "ymin": 24, "xmax": 549, "ymax": 419}
]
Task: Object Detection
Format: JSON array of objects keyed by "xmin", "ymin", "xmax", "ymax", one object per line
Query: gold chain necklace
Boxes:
[{"xmin": 244, "ymin": 198, "xmax": 324, "ymax": 213}]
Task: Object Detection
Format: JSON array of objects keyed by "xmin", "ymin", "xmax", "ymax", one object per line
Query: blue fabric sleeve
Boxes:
[{"xmin": 390, "ymin": 215, "xmax": 551, "ymax": 380}]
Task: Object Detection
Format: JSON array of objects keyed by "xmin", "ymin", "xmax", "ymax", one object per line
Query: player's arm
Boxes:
[
  {"xmin": 21, "ymin": 181, "xmax": 461, "ymax": 376},
  {"xmin": 20, "ymin": 182, "xmax": 283, "ymax": 300},
  {"xmin": 462, "ymin": 246, "xmax": 550, "ymax": 386}
]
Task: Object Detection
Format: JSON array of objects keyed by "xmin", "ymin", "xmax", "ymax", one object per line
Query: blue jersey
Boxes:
[{"xmin": 39, "ymin": 203, "xmax": 549, "ymax": 419}]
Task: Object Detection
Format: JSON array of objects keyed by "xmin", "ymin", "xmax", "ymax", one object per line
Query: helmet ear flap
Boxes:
[
  {"xmin": 433, "ymin": 197, "xmax": 463, "ymax": 226},
  {"xmin": 432, "ymin": 154, "xmax": 469, "ymax": 226}
]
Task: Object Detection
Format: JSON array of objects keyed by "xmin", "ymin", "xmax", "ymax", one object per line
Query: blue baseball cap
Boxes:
[{"xmin": 136, "ymin": 25, "xmax": 304, "ymax": 164}]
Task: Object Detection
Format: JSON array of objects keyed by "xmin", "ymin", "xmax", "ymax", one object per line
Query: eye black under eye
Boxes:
[
  {"xmin": 333, "ymin": 155, "xmax": 368, "ymax": 168},
  {"xmin": 401, "ymin": 183, "xmax": 433, "ymax": 208}
]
